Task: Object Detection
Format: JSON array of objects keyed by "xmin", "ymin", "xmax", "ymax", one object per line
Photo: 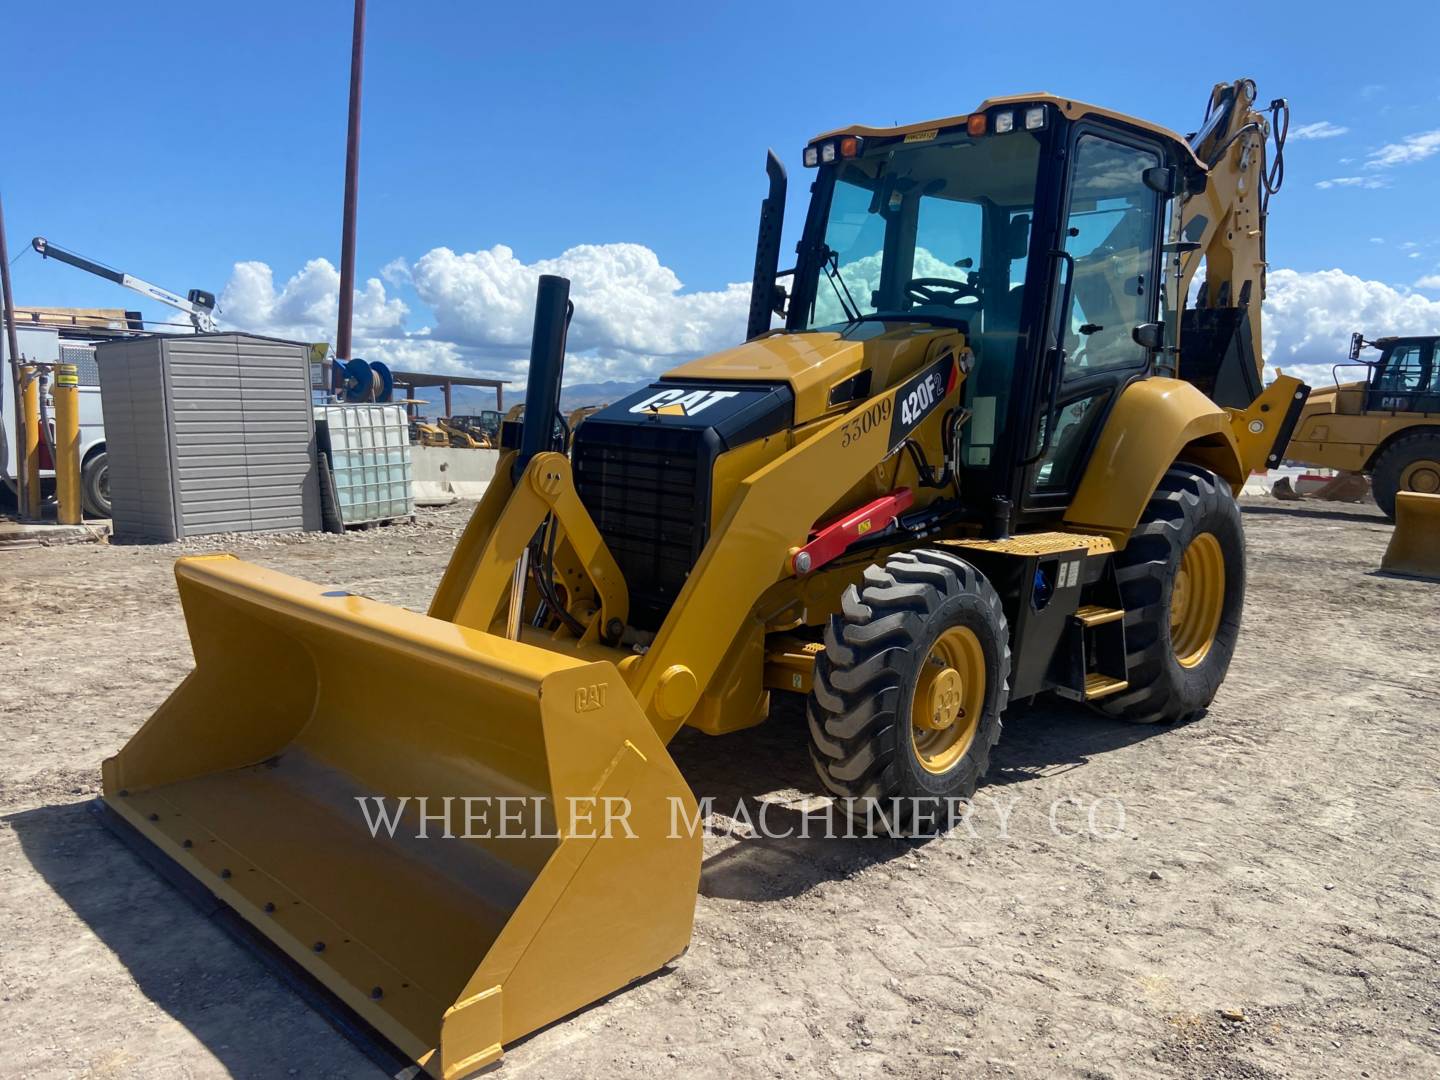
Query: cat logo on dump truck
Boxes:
[{"xmin": 629, "ymin": 388, "xmax": 740, "ymax": 417}]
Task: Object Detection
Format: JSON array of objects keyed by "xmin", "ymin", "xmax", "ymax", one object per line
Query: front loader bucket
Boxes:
[
  {"xmin": 1381, "ymin": 491, "xmax": 1440, "ymax": 581},
  {"xmin": 101, "ymin": 555, "xmax": 701, "ymax": 1079}
]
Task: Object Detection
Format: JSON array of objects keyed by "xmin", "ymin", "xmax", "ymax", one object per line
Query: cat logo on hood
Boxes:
[{"xmin": 628, "ymin": 388, "xmax": 740, "ymax": 417}]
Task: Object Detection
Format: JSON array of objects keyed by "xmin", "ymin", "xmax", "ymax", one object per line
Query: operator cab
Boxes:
[
  {"xmin": 783, "ymin": 97, "xmax": 1201, "ymax": 527},
  {"xmin": 1361, "ymin": 336, "xmax": 1440, "ymax": 414}
]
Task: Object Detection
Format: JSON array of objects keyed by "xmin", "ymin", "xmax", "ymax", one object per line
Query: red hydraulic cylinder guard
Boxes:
[{"xmin": 793, "ymin": 489, "xmax": 915, "ymax": 575}]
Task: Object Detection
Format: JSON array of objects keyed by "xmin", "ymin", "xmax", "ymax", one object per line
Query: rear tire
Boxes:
[
  {"xmin": 807, "ymin": 548, "xmax": 1010, "ymax": 834},
  {"xmin": 1098, "ymin": 464, "xmax": 1244, "ymax": 725},
  {"xmin": 1371, "ymin": 431, "xmax": 1440, "ymax": 520},
  {"xmin": 81, "ymin": 451, "xmax": 110, "ymax": 518}
]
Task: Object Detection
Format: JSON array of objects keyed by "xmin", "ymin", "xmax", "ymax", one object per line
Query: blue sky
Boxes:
[{"xmin": 6, "ymin": 0, "xmax": 1440, "ymax": 384}]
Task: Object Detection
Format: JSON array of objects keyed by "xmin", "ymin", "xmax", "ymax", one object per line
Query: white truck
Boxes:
[
  {"xmin": 2, "ymin": 324, "xmax": 110, "ymax": 516},
  {"xmin": 3, "ymin": 239, "xmax": 221, "ymax": 517}
]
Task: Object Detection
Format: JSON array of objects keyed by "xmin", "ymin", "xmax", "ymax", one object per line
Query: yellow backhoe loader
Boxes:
[
  {"xmin": 101, "ymin": 78, "xmax": 1307, "ymax": 1078},
  {"xmin": 410, "ymin": 418, "xmax": 449, "ymax": 448},
  {"xmin": 450, "ymin": 411, "xmax": 504, "ymax": 448},
  {"xmin": 438, "ymin": 417, "xmax": 491, "ymax": 449}
]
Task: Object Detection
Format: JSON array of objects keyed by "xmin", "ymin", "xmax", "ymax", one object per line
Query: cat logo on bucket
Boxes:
[
  {"xmin": 629, "ymin": 388, "xmax": 739, "ymax": 417},
  {"xmin": 575, "ymin": 683, "xmax": 609, "ymax": 713}
]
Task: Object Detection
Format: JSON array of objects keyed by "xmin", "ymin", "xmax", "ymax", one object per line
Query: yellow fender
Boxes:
[{"xmin": 1065, "ymin": 375, "xmax": 1307, "ymax": 544}]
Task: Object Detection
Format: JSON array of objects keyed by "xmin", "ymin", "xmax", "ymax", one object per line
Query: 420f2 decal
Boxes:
[{"xmin": 887, "ymin": 352, "xmax": 958, "ymax": 450}]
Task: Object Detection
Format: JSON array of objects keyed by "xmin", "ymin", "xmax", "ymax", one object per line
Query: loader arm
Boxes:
[
  {"xmin": 430, "ymin": 344, "xmax": 963, "ymax": 741},
  {"xmin": 629, "ymin": 349, "xmax": 962, "ymax": 740},
  {"xmin": 434, "ymin": 451, "xmax": 628, "ymax": 642}
]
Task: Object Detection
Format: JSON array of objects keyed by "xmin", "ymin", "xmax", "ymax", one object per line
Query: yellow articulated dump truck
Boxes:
[
  {"xmin": 101, "ymin": 78, "xmax": 1307, "ymax": 1077},
  {"xmin": 1285, "ymin": 332, "xmax": 1440, "ymax": 519}
]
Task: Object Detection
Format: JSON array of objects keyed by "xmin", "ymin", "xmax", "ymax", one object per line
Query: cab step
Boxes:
[
  {"xmin": 1083, "ymin": 673, "xmax": 1129, "ymax": 700},
  {"xmin": 1053, "ymin": 602, "xmax": 1129, "ymax": 702},
  {"xmin": 1074, "ymin": 604, "xmax": 1124, "ymax": 627}
]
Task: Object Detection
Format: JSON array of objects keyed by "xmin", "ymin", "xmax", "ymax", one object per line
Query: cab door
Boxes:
[{"xmin": 1021, "ymin": 127, "xmax": 1167, "ymax": 514}]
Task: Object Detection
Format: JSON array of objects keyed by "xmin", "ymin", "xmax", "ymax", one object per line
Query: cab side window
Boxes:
[
  {"xmin": 1059, "ymin": 136, "xmax": 1162, "ymax": 376},
  {"xmin": 1370, "ymin": 343, "xmax": 1428, "ymax": 411}
]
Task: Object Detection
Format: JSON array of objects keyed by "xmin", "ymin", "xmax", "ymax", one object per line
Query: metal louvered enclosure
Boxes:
[{"xmin": 95, "ymin": 333, "xmax": 321, "ymax": 541}]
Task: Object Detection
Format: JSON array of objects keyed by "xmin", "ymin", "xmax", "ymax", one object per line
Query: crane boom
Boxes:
[{"xmin": 31, "ymin": 237, "xmax": 218, "ymax": 333}]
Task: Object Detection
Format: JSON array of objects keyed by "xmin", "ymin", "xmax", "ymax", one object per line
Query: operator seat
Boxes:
[{"xmin": 975, "ymin": 213, "xmax": 1031, "ymax": 363}]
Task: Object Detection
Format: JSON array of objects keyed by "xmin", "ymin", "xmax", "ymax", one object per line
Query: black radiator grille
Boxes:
[{"xmin": 573, "ymin": 427, "xmax": 712, "ymax": 632}]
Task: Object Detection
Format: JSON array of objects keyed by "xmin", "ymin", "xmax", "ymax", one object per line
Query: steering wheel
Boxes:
[{"xmin": 906, "ymin": 277, "xmax": 981, "ymax": 309}]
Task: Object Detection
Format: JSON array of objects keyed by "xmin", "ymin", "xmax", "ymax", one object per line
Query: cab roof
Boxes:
[{"xmin": 812, "ymin": 92, "xmax": 1205, "ymax": 171}]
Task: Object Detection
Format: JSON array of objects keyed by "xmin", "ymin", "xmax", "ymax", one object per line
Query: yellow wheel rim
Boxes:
[
  {"xmin": 910, "ymin": 626, "xmax": 985, "ymax": 775},
  {"xmin": 1170, "ymin": 532, "xmax": 1225, "ymax": 668},
  {"xmin": 1400, "ymin": 458, "xmax": 1440, "ymax": 496}
]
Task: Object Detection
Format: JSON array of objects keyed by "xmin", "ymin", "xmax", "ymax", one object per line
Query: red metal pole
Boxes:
[
  {"xmin": 0, "ymin": 189, "xmax": 28, "ymax": 516},
  {"xmin": 335, "ymin": 0, "xmax": 366, "ymax": 362}
]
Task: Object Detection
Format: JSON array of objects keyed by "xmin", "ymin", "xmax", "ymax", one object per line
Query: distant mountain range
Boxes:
[{"xmin": 440, "ymin": 379, "xmax": 652, "ymax": 416}]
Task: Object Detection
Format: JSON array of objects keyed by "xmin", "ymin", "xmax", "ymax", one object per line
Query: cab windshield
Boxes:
[{"xmin": 797, "ymin": 129, "xmax": 1044, "ymax": 345}]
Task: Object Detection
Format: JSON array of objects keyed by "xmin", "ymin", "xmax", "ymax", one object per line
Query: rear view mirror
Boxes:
[
  {"xmin": 769, "ymin": 282, "xmax": 788, "ymax": 319},
  {"xmin": 1348, "ymin": 331, "xmax": 1363, "ymax": 361},
  {"xmin": 1132, "ymin": 322, "xmax": 1165, "ymax": 352},
  {"xmin": 1143, "ymin": 166, "xmax": 1178, "ymax": 196}
]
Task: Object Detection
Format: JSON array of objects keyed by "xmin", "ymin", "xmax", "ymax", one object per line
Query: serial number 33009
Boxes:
[{"xmin": 841, "ymin": 399, "xmax": 891, "ymax": 447}]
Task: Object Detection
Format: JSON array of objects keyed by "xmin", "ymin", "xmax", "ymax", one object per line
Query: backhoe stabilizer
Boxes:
[
  {"xmin": 100, "ymin": 554, "xmax": 701, "ymax": 1078},
  {"xmin": 1228, "ymin": 372, "xmax": 1311, "ymax": 477}
]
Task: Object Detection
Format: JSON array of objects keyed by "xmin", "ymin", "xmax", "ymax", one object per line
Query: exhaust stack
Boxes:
[{"xmin": 514, "ymin": 274, "xmax": 571, "ymax": 481}]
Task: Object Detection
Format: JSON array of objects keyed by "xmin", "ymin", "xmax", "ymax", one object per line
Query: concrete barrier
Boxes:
[{"xmin": 411, "ymin": 446, "xmax": 498, "ymax": 504}]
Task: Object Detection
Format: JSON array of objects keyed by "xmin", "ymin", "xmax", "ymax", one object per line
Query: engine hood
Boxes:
[{"xmin": 663, "ymin": 323, "xmax": 969, "ymax": 424}]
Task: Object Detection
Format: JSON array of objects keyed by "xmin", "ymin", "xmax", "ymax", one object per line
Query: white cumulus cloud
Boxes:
[
  {"xmin": 220, "ymin": 258, "xmax": 407, "ymax": 344},
  {"xmin": 1415, "ymin": 274, "xmax": 1440, "ymax": 291},
  {"xmin": 1262, "ymin": 268, "xmax": 1440, "ymax": 384},
  {"xmin": 410, "ymin": 243, "xmax": 749, "ymax": 364},
  {"xmin": 1365, "ymin": 129, "xmax": 1440, "ymax": 169},
  {"xmin": 215, "ymin": 243, "xmax": 750, "ymax": 385},
  {"xmin": 379, "ymin": 257, "xmax": 411, "ymax": 288},
  {"xmin": 1290, "ymin": 120, "xmax": 1349, "ymax": 140}
]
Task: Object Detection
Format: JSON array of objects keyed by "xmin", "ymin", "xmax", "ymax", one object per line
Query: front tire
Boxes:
[
  {"xmin": 1371, "ymin": 431, "xmax": 1440, "ymax": 520},
  {"xmin": 1099, "ymin": 464, "xmax": 1244, "ymax": 725},
  {"xmin": 807, "ymin": 549, "xmax": 1011, "ymax": 833}
]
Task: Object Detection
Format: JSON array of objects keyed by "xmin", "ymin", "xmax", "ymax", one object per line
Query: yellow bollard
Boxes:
[
  {"xmin": 20, "ymin": 363, "xmax": 41, "ymax": 520},
  {"xmin": 53, "ymin": 363, "xmax": 81, "ymax": 524}
]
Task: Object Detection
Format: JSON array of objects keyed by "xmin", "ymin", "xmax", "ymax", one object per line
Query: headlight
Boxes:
[
  {"xmin": 994, "ymin": 111, "xmax": 1015, "ymax": 134},
  {"xmin": 1024, "ymin": 106, "xmax": 1046, "ymax": 130}
]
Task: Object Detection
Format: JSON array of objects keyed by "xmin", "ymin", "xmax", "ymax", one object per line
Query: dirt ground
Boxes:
[{"xmin": 1, "ymin": 496, "xmax": 1436, "ymax": 1080}]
